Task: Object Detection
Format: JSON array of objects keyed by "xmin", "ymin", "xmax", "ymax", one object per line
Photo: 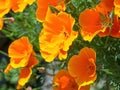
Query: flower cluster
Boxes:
[
  {"xmin": 0, "ymin": 0, "xmax": 35, "ymax": 30},
  {"xmin": 2, "ymin": 0, "xmax": 120, "ymax": 90},
  {"xmin": 79, "ymin": 0, "xmax": 120, "ymax": 42},
  {"xmin": 4, "ymin": 36, "xmax": 38, "ymax": 89},
  {"xmin": 53, "ymin": 47, "xmax": 96, "ymax": 90}
]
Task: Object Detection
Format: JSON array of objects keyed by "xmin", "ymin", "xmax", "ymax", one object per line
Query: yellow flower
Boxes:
[
  {"xmin": 39, "ymin": 8, "xmax": 78, "ymax": 62},
  {"xmin": 4, "ymin": 36, "xmax": 39, "ymax": 89}
]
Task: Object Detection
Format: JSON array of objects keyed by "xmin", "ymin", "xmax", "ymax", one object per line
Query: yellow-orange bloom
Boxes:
[
  {"xmin": 0, "ymin": 0, "xmax": 11, "ymax": 17},
  {"xmin": 79, "ymin": 8, "xmax": 106, "ymax": 42},
  {"xmin": 68, "ymin": 47, "xmax": 97, "ymax": 88},
  {"xmin": 4, "ymin": 36, "xmax": 38, "ymax": 89},
  {"xmin": 0, "ymin": 18, "xmax": 3, "ymax": 30},
  {"xmin": 39, "ymin": 8, "xmax": 78, "ymax": 62},
  {"xmin": 114, "ymin": 0, "xmax": 120, "ymax": 17},
  {"xmin": 99, "ymin": 15, "xmax": 120, "ymax": 38},
  {"xmin": 53, "ymin": 70, "xmax": 78, "ymax": 90},
  {"xmin": 36, "ymin": 0, "xmax": 65, "ymax": 22},
  {"xmin": 11, "ymin": 0, "xmax": 35, "ymax": 12}
]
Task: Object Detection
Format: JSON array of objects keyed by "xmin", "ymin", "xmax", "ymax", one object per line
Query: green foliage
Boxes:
[{"xmin": 2, "ymin": 3, "xmax": 42, "ymax": 51}]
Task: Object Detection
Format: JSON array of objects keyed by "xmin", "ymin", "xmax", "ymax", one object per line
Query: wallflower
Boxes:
[
  {"xmin": 114, "ymin": 0, "xmax": 120, "ymax": 17},
  {"xmin": 68, "ymin": 47, "xmax": 97, "ymax": 88},
  {"xmin": 96, "ymin": 0, "xmax": 114, "ymax": 15},
  {"xmin": 11, "ymin": 0, "xmax": 35, "ymax": 12},
  {"xmin": 79, "ymin": 8, "xmax": 106, "ymax": 42},
  {"xmin": 0, "ymin": 0, "xmax": 11, "ymax": 17},
  {"xmin": 53, "ymin": 70, "xmax": 78, "ymax": 90},
  {"xmin": 99, "ymin": 15, "xmax": 120, "ymax": 38},
  {"xmin": 39, "ymin": 8, "xmax": 78, "ymax": 62},
  {"xmin": 36, "ymin": 0, "xmax": 65, "ymax": 22},
  {"xmin": 4, "ymin": 36, "xmax": 39, "ymax": 89},
  {"xmin": 0, "ymin": 18, "xmax": 3, "ymax": 30}
]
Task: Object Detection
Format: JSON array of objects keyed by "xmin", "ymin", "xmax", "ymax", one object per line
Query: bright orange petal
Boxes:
[
  {"xmin": 68, "ymin": 47, "xmax": 97, "ymax": 87},
  {"xmin": 27, "ymin": 51, "xmax": 39, "ymax": 67},
  {"xmin": 58, "ymin": 11, "xmax": 78, "ymax": 51},
  {"xmin": 17, "ymin": 67, "xmax": 32, "ymax": 89},
  {"xmin": 109, "ymin": 15, "xmax": 120, "ymax": 38},
  {"xmin": 8, "ymin": 36, "xmax": 33, "ymax": 68},
  {"xmin": 98, "ymin": 27, "xmax": 109, "ymax": 37},
  {"xmin": 53, "ymin": 70, "xmax": 78, "ymax": 90},
  {"xmin": 98, "ymin": 15, "xmax": 120, "ymax": 38},
  {"xmin": 79, "ymin": 8, "xmax": 103, "ymax": 42},
  {"xmin": 39, "ymin": 8, "xmax": 77, "ymax": 62},
  {"xmin": 36, "ymin": 0, "xmax": 65, "ymax": 22},
  {"xmin": 11, "ymin": 0, "xmax": 35, "ymax": 12},
  {"xmin": 79, "ymin": 85, "xmax": 90, "ymax": 90},
  {"xmin": 96, "ymin": 0, "xmax": 114, "ymax": 15},
  {"xmin": 8, "ymin": 36, "xmax": 32, "ymax": 58}
]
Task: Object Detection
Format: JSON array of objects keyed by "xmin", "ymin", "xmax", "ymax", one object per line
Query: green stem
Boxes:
[{"xmin": 0, "ymin": 50, "xmax": 8, "ymax": 56}]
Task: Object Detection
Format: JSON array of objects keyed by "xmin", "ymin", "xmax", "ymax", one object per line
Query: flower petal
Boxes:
[
  {"xmin": 39, "ymin": 8, "xmax": 77, "ymax": 62},
  {"xmin": 99, "ymin": 15, "xmax": 120, "ymax": 38},
  {"xmin": 17, "ymin": 67, "xmax": 32, "ymax": 89},
  {"xmin": 8, "ymin": 36, "xmax": 32, "ymax": 58},
  {"xmin": 11, "ymin": 0, "xmax": 35, "ymax": 12},
  {"xmin": 79, "ymin": 9, "xmax": 103, "ymax": 42},
  {"xmin": 36, "ymin": 0, "xmax": 65, "ymax": 22},
  {"xmin": 96, "ymin": 0, "xmax": 114, "ymax": 15},
  {"xmin": 68, "ymin": 47, "xmax": 97, "ymax": 87},
  {"xmin": 27, "ymin": 51, "xmax": 39, "ymax": 67},
  {"xmin": 7, "ymin": 36, "xmax": 33, "ymax": 68},
  {"xmin": 79, "ymin": 85, "xmax": 90, "ymax": 90},
  {"xmin": 0, "ymin": 0, "xmax": 11, "ymax": 17},
  {"xmin": 53, "ymin": 70, "xmax": 78, "ymax": 90}
]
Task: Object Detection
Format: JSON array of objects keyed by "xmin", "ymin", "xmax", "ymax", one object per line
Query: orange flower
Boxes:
[
  {"xmin": 99, "ymin": 15, "xmax": 120, "ymax": 38},
  {"xmin": 79, "ymin": 8, "xmax": 106, "ymax": 42},
  {"xmin": 68, "ymin": 47, "xmax": 97, "ymax": 88},
  {"xmin": 0, "ymin": 0, "xmax": 11, "ymax": 17},
  {"xmin": 11, "ymin": 0, "xmax": 35, "ymax": 12},
  {"xmin": 4, "ymin": 36, "xmax": 38, "ymax": 89},
  {"xmin": 96, "ymin": 0, "xmax": 114, "ymax": 15},
  {"xmin": 53, "ymin": 70, "xmax": 78, "ymax": 90},
  {"xmin": 36, "ymin": 0, "xmax": 65, "ymax": 22},
  {"xmin": 39, "ymin": 8, "xmax": 78, "ymax": 62},
  {"xmin": 0, "ymin": 18, "xmax": 3, "ymax": 30},
  {"xmin": 114, "ymin": 0, "xmax": 120, "ymax": 17}
]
